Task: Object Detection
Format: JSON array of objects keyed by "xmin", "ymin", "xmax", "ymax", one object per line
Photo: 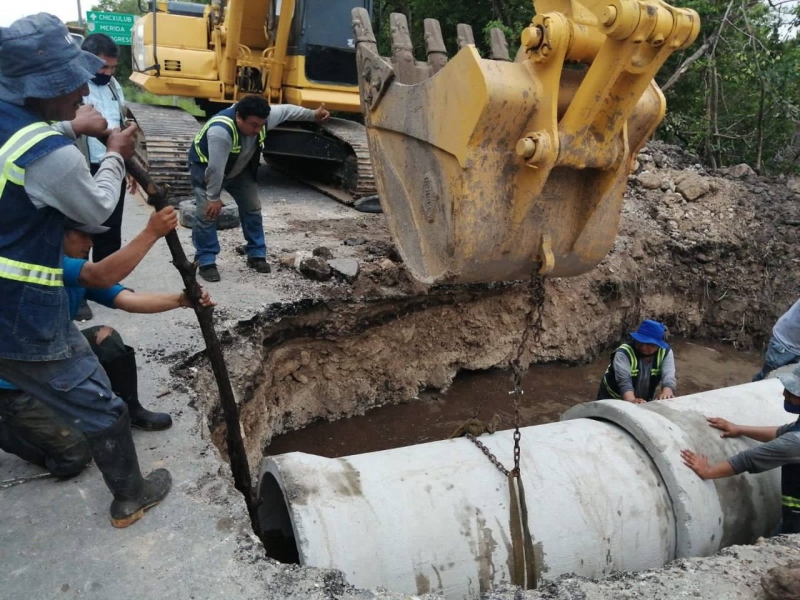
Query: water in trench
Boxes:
[{"xmin": 264, "ymin": 339, "xmax": 764, "ymax": 459}]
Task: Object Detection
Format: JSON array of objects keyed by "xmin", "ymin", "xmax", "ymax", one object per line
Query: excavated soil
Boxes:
[{"xmin": 182, "ymin": 141, "xmax": 800, "ymax": 474}]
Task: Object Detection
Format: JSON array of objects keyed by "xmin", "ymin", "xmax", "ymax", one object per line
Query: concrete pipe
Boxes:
[{"xmin": 257, "ymin": 378, "xmax": 787, "ymax": 599}]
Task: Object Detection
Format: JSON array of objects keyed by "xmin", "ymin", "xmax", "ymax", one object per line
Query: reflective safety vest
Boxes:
[
  {"xmin": 601, "ymin": 343, "xmax": 667, "ymax": 401},
  {"xmin": 188, "ymin": 105, "xmax": 267, "ymax": 180},
  {"xmin": 781, "ymin": 420, "xmax": 800, "ymax": 512},
  {"xmin": 0, "ymin": 100, "xmax": 74, "ymax": 360}
]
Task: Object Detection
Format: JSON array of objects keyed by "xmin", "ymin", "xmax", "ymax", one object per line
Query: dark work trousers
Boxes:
[
  {"xmin": 81, "ymin": 325, "xmax": 127, "ymax": 364},
  {"xmin": 89, "ymin": 163, "xmax": 126, "ymax": 262}
]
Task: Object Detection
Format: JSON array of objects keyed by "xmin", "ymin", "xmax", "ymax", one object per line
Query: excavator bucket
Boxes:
[{"xmin": 352, "ymin": 1, "xmax": 699, "ymax": 284}]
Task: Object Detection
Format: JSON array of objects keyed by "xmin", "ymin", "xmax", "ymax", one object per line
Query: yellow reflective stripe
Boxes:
[
  {"xmin": 0, "ymin": 122, "xmax": 61, "ymax": 195},
  {"xmin": 193, "ymin": 115, "xmax": 239, "ymax": 164},
  {"xmin": 0, "ymin": 256, "xmax": 63, "ymax": 287},
  {"xmin": 602, "ymin": 375, "xmax": 622, "ymax": 399},
  {"xmin": 782, "ymin": 495, "xmax": 800, "ymax": 509},
  {"xmin": 620, "ymin": 343, "xmax": 638, "ymax": 376}
]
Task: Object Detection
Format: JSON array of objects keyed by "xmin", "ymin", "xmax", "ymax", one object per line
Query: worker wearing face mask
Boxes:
[{"xmin": 76, "ymin": 33, "xmax": 137, "ymax": 320}]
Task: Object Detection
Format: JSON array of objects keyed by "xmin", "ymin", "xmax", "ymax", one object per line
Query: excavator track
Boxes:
[
  {"xmin": 128, "ymin": 102, "xmax": 201, "ymax": 201},
  {"xmin": 317, "ymin": 119, "xmax": 376, "ymax": 202},
  {"xmin": 263, "ymin": 118, "xmax": 377, "ymax": 206}
]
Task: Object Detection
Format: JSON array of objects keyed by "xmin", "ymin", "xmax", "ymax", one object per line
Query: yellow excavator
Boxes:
[
  {"xmin": 130, "ymin": 0, "xmax": 699, "ymax": 284},
  {"xmin": 130, "ymin": 0, "xmax": 376, "ymax": 203}
]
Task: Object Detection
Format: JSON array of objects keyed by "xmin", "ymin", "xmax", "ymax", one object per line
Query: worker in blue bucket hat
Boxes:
[
  {"xmin": 0, "ymin": 13, "xmax": 170, "ymax": 528},
  {"xmin": 597, "ymin": 319, "xmax": 677, "ymax": 403}
]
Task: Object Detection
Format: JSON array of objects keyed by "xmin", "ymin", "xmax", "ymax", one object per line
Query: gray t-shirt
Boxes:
[
  {"xmin": 613, "ymin": 347, "xmax": 677, "ymax": 400},
  {"xmin": 773, "ymin": 299, "xmax": 800, "ymax": 355},
  {"xmin": 729, "ymin": 421, "xmax": 800, "ymax": 474},
  {"xmin": 24, "ymin": 121, "xmax": 125, "ymax": 225},
  {"xmin": 205, "ymin": 104, "xmax": 317, "ymax": 199}
]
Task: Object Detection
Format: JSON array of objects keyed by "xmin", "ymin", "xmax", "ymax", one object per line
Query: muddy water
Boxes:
[{"xmin": 264, "ymin": 340, "xmax": 764, "ymax": 459}]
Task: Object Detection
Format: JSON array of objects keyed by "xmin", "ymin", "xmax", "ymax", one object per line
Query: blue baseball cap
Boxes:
[
  {"xmin": 630, "ymin": 320, "xmax": 669, "ymax": 349},
  {"xmin": 0, "ymin": 13, "xmax": 105, "ymax": 105},
  {"xmin": 778, "ymin": 366, "xmax": 800, "ymax": 397}
]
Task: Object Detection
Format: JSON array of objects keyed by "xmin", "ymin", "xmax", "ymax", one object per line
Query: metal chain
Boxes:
[{"xmin": 465, "ymin": 269, "xmax": 546, "ymax": 476}]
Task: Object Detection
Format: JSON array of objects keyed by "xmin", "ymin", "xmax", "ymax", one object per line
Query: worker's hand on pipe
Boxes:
[
  {"xmin": 314, "ymin": 103, "xmax": 331, "ymax": 123},
  {"xmin": 680, "ymin": 449, "xmax": 711, "ymax": 479},
  {"xmin": 656, "ymin": 387, "xmax": 675, "ymax": 400},
  {"xmin": 106, "ymin": 124, "xmax": 139, "ymax": 160},
  {"xmin": 706, "ymin": 417, "xmax": 741, "ymax": 438},
  {"xmin": 147, "ymin": 205, "xmax": 178, "ymax": 237},
  {"xmin": 626, "ymin": 397, "xmax": 646, "ymax": 404},
  {"xmin": 179, "ymin": 287, "xmax": 216, "ymax": 309},
  {"xmin": 72, "ymin": 105, "xmax": 109, "ymax": 138},
  {"xmin": 205, "ymin": 199, "xmax": 223, "ymax": 220}
]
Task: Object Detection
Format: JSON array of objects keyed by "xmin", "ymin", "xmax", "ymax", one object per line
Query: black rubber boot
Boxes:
[
  {"xmin": 103, "ymin": 346, "xmax": 172, "ymax": 431},
  {"xmin": 86, "ymin": 410, "xmax": 171, "ymax": 528}
]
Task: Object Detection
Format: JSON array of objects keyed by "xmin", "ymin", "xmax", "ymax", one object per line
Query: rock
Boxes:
[
  {"xmin": 630, "ymin": 240, "xmax": 645, "ymax": 261},
  {"xmin": 312, "ymin": 246, "xmax": 334, "ymax": 259},
  {"xmin": 279, "ymin": 253, "xmax": 297, "ymax": 269},
  {"xmin": 695, "ymin": 252, "xmax": 713, "ymax": 264},
  {"xmin": 703, "ymin": 264, "xmax": 717, "ymax": 275},
  {"xmin": 328, "ymin": 258, "xmax": 360, "ymax": 282},
  {"xmin": 761, "ymin": 561, "xmax": 800, "ymax": 600},
  {"xmin": 660, "ymin": 179, "xmax": 675, "ymax": 192},
  {"xmin": 353, "ymin": 195, "xmax": 382, "ymax": 213},
  {"xmin": 637, "ymin": 172, "xmax": 662, "ymax": 190},
  {"xmin": 299, "ymin": 256, "xmax": 332, "ymax": 281},
  {"xmin": 344, "ymin": 236, "xmax": 367, "ymax": 246},
  {"xmin": 652, "ymin": 151, "xmax": 667, "ymax": 168},
  {"xmin": 676, "ymin": 174, "xmax": 711, "ymax": 201},
  {"xmin": 788, "ymin": 177, "xmax": 800, "ymax": 194},
  {"xmin": 728, "ymin": 163, "xmax": 756, "ymax": 179},
  {"xmin": 178, "ymin": 200, "xmax": 240, "ymax": 230}
]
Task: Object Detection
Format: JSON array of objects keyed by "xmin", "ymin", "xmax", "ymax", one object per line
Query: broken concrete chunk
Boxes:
[
  {"xmin": 329, "ymin": 258, "xmax": 360, "ymax": 282},
  {"xmin": 313, "ymin": 246, "xmax": 334, "ymax": 259},
  {"xmin": 344, "ymin": 237, "xmax": 367, "ymax": 246},
  {"xmin": 179, "ymin": 200, "xmax": 240, "ymax": 230},
  {"xmin": 676, "ymin": 174, "xmax": 711, "ymax": 201},
  {"xmin": 299, "ymin": 256, "xmax": 332, "ymax": 281},
  {"xmin": 636, "ymin": 172, "xmax": 662, "ymax": 190}
]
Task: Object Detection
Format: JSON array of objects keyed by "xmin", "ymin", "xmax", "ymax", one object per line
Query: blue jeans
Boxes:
[
  {"xmin": 753, "ymin": 335, "xmax": 800, "ymax": 382},
  {"xmin": 0, "ymin": 323, "xmax": 126, "ymax": 435},
  {"xmin": 192, "ymin": 170, "xmax": 266, "ymax": 268}
]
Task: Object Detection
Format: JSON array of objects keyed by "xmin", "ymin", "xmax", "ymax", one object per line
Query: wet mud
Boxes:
[{"xmin": 264, "ymin": 340, "xmax": 763, "ymax": 459}]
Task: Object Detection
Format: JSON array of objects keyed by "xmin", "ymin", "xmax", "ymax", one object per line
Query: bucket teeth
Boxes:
[
  {"xmin": 424, "ymin": 18, "xmax": 448, "ymax": 74},
  {"xmin": 489, "ymin": 28, "xmax": 510, "ymax": 61},
  {"xmin": 389, "ymin": 13, "xmax": 421, "ymax": 83},
  {"xmin": 456, "ymin": 24, "xmax": 475, "ymax": 49},
  {"xmin": 351, "ymin": 6, "xmax": 377, "ymax": 46}
]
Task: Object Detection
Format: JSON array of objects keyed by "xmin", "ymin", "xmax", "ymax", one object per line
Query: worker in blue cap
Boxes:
[
  {"xmin": 0, "ymin": 13, "xmax": 169, "ymax": 528},
  {"xmin": 597, "ymin": 319, "xmax": 677, "ymax": 403}
]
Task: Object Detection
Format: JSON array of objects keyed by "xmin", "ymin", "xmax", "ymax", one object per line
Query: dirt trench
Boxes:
[{"xmin": 184, "ymin": 141, "xmax": 800, "ymax": 473}]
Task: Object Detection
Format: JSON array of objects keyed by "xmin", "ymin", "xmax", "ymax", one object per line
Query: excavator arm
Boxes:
[{"xmin": 352, "ymin": 0, "xmax": 699, "ymax": 284}]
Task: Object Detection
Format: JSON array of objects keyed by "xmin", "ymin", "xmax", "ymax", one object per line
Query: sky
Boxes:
[{"xmin": 0, "ymin": 1, "xmax": 87, "ymax": 27}]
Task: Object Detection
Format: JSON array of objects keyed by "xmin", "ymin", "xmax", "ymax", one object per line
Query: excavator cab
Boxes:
[{"xmin": 352, "ymin": 0, "xmax": 699, "ymax": 285}]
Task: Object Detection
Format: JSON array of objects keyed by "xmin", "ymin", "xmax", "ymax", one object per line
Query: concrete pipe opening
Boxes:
[{"xmin": 256, "ymin": 378, "xmax": 787, "ymax": 599}]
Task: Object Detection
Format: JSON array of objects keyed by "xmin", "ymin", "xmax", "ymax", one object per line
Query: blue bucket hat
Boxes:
[
  {"xmin": 630, "ymin": 319, "xmax": 669, "ymax": 349},
  {"xmin": 778, "ymin": 366, "xmax": 800, "ymax": 397},
  {"xmin": 0, "ymin": 13, "xmax": 105, "ymax": 105}
]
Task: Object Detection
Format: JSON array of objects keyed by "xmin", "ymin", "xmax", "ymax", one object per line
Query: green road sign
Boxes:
[{"xmin": 86, "ymin": 11, "xmax": 136, "ymax": 46}]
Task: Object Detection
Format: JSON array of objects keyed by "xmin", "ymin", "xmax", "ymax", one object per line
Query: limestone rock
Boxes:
[
  {"xmin": 279, "ymin": 254, "xmax": 297, "ymax": 269},
  {"xmin": 728, "ymin": 163, "xmax": 756, "ymax": 179},
  {"xmin": 637, "ymin": 172, "xmax": 662, "ymax": 190},
  {"xmin": 344, "ymin": 237, "xmax": 367, "ymax": 246},
  {"xmin": 313, "ymin": 246, "xmax": 334, "ymax": 260},
  {"xmin": 299, "ymin": 256, "xmax": 332, "ymax": 281},
  {"xmin": 676, "ymin": 174, "xmax": 711, "ymax": 201},
  {"xmin": 329, "ymin": 258, "xmax": 360, "ymax": 282},
  {"xmin": 788, "ymin": 177, "xmax": 800, "ymax": 194},
  {"xmin": 178, "ymin": 200, "xmax": 240, "ymax": 230},
  {"xmin": 761, "ymin": 561, "xmax": 800, "ymax": 600}
]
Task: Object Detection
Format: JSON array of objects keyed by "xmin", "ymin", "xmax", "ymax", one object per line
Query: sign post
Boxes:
[{"xmin": 86, "ymin": 11, "xmax": 136, "ymax": 46}]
